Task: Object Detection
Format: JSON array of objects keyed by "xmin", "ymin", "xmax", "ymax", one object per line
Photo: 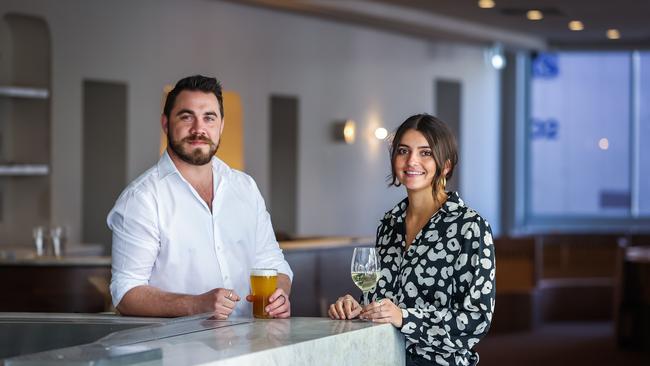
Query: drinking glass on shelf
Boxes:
[
  {"xmin": 350, "ymin": 247, "xmax": 380, "ymax": 307},
  {"xmin": 50, "ymin": 225, "xmax": 65, "ymax": 258},
  {"xmin": 33, "ymin": 226, "xmax": 45, "ymax": 256}
]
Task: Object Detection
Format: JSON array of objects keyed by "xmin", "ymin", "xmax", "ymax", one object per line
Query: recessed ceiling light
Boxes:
[
  {"xmin": 607, "ymin": 29, "xmax": 621, "ymax": 40},
  {"xmin": 568, "ymin": 20, "xmax": 584, "ymax": 31},
  {"xmin": 527, "ymin": 10, "xmax": 543, "ymax": 21},
  {"xmin": 478, "ymin": 0, "xmax": 495, "ymax": 9}
]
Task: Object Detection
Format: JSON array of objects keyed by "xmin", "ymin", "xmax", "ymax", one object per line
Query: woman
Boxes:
[{"xmin": 328, "ymin": 114, "xmax": 495, "ymax": 366}]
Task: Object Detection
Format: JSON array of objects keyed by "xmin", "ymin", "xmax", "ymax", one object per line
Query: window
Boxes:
[
  {"xmin": 523, "ymin": 51, "xmax": 650, "ymax": 230},
  {"xmin": 639, "ymin": 52, "xmax": 650, "ymax": 215}
]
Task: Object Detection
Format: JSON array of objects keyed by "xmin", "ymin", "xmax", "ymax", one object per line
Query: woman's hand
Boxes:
[
  {"xmin": 359, "ymin": 298, "xmax": 403, "ymax": 328},
  {"xmin": 328, "ymin": 294, "xmax": 362, "ymax": 320}
]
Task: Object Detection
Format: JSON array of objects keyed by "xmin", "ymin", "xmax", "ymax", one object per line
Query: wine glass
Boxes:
[{"xmin": 350, "ymin": 247, "xmax": 380, "ymax": 307}]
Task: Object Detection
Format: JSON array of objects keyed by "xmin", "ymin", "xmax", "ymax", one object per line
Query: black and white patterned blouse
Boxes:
[{"xmin": 368, "ymin": 191, "xmax": 495, "ymax": 366}]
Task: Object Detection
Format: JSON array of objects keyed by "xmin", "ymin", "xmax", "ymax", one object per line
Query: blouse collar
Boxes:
[{"xmin": 384, "ymin": 191, "xmax": 465, "ymax": 223}]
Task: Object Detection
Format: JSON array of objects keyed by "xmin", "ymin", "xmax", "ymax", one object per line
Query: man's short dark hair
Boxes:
[{"xmin": 163, "ymin": 75, "xmax": 224, "ymax": 119}]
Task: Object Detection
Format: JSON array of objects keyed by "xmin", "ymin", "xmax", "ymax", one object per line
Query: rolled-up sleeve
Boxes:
[
  {"xmin": 107, "ymin": 189, "xmax": 160, "ymax": 307},
  {"xmin": 250, "ymin": 178, "xmax": 293, "ymax": 281}
]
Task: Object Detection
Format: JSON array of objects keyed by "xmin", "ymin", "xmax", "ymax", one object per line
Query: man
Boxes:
[{"xmin": 108, "ymin": 75, "xmax": 292, "ymax": 319}]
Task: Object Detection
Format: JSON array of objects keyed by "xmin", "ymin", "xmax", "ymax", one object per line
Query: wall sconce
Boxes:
[
  {"xmin": 374, "ymin": 127, "xmax": 388, "ymax": 140},
  {"xmin": 485, "ymin": 43, "xmax": 506, "ymax": 70},
  {"xmin": 332, "ymin": 119, "xmax": 356, "ymax": 144}
]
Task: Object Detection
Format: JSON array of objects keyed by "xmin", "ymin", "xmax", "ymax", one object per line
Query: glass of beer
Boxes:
[{"xmin": 250, "ymin": 268, "xmax": 278, "ymax": 319}]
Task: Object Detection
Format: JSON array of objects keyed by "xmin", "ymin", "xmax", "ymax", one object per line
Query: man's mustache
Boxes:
[{"xmin": 183, "ymin": 135, "xmax": 214, "ymax": 145}]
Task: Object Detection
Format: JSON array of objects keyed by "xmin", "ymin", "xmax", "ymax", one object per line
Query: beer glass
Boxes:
[
  {"xmin": 250, "ymin": 268, "xmax": 278, "ymax": 318},
  {"xmin": 350, "ymin": 247, "xmax": 380, "ymax": 306}
]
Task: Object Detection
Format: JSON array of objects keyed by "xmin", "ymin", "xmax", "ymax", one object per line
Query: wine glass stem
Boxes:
[{"xmin": 363, "ymin": 291, "xmax": 368, "ymax": 307}]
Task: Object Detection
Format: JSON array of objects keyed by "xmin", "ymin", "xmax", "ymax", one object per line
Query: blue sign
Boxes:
[
  {"xmin": 532, "ymin": 53, "xmax": 559, "ymax": 79},
  {"xmin": 531, "ymin": 118, "xmax": 559, "ymax": 140}
]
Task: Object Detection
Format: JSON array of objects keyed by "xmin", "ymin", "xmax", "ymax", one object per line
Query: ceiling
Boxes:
[
  {"xmin": 376, "ymin": 0, "xmax": 650, "ymax": 48},
  {"xmin": 230, "ymin": 0, "xmax": 650, "ymax": 50}
]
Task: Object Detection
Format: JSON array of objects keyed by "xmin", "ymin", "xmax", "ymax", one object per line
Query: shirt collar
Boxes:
[
  {"xmin": 383, "ymin": 191, "xmax": 465, "ymax": 223},
  {"xmin": 157, "ymin": 150, "xmax": 178, "ymax": 178}
]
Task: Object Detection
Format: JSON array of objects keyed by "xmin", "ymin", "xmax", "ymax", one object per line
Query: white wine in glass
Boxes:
[{"xmin": 350, "ymin": 247, "xmax": 380, "ymax": 306}]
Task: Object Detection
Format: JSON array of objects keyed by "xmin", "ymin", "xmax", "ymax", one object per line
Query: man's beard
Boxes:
[{"xmin": 168, "ymin": 130, "xmax": 219, "ymax": 166}]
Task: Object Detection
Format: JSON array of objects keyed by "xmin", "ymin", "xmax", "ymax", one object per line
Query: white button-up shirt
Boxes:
[{"xmin": 108, "ymin": 151, "xmax": 292, "ymax": 317}]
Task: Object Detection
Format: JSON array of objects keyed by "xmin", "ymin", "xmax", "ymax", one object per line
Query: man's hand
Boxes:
[
  {"xmin": 328, "ymin": 294, "xmax": 362, "ymax": 320},
  {"xmin": 196, "ymin": 288, "xmax": 240, "ymax": 319},
  {"xmin": 246, "ymin": 288, "xmax": 291, "ymax": 318},
  {"xmin": 266, "ymin": 288, "xmax": 290, "ymax": 318}
]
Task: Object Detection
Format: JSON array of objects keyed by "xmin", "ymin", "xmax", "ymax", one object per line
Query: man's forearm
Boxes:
[
  {"xmin": 278, "ymin": 273, "xmax": 292, "ymax": 296},
  {"xmin": 116, "ymin": 285, "xmax": 198, "ymax": 317}
]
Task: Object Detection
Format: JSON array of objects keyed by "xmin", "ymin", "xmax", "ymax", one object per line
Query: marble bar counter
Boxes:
[{"xmin": 2, "ymin": 314, "xmax": 405, "ymax": 366}]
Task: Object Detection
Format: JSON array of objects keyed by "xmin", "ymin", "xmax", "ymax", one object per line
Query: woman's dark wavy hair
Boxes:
[{"xmin": 388, "ymin": 114, "xmax": 458, "ymax": 196}]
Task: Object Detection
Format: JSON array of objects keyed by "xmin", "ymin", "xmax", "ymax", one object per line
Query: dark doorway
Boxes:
[
  {"xmin": 435, "ymin": 79, "xmax": 462, "ymax": 192},
  {"xmin": 270, "ymin": 95, "xmax": 299, "ymax": 238},
  {"xmin": 82, "ymin": 80, "xmax": 127, "ymax": 250}
]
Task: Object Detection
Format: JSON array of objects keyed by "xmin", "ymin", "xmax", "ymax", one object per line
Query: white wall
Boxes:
[{"xmin": 0, "ymin": 0, "xmax": 502, "ymax": 244}]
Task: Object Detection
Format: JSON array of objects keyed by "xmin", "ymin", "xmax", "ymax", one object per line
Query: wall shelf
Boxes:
[
  {"xmin": 0, "ymin": 86, "xmax": 49, "ymax": 99},
  {"xmin": 0, "ymin": 164, "xmax": 49, "ymax": 176},
  {"xmin": 0, "ymin": 14, "xmax": 52, "ymax": 244}
]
